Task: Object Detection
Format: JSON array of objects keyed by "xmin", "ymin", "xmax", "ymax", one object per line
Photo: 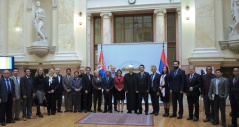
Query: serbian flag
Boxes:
[
  {"xmin": 98, "ymin": 49, "xmax": 106, "ymax": 78},
  {"xmin": 158, "ymin": 49, "xmax": 169, "ymax": 73}
]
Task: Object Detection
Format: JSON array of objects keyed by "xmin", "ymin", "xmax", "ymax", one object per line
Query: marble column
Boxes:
[
  {"xmin": 0, "ymin": 0, "xmax": 8, "ymax": 55},
  {"xmin": 87, "ymin": 13, "xmax": 91, "ymax": 67},
  {"xmin": 177, "ymin": 8, "xmax": 182, "ymax": 63},
  {"xmin": 154, "ymin": 9, "xmax": 166, "ymax": 42},
  {"xmin": 100, "ymin": 12, "xmax": 112, "ymax": 44}
]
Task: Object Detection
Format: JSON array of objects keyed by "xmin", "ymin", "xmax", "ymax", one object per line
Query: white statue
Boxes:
[
  {"xmin": 230, "ymin": 0, "xmax": 239, "ymax": 39},
  {"xmin": 34, "ymin": 1, "xmax": 46, "ymax": 42}
]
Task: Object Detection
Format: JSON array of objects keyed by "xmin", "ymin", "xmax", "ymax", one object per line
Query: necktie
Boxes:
[
  {"xmin": 88, "ymin": 75, "xmax": 91, "ymax": 80},
  {"xmin": 6, "ymin": 79, "xmax": 11, "ymax": 92},
  {"xmin": 189, "ymin": 74, "xmax": 193, "ymax": 82},
  {"xmin": 28, "ymin": 78, "xmax": 32, "ymax": 85},
  {"xmin": 107, "ymin": 77, "xmax": 109, "ymax": 84},
  {"xmin": 75, "ymin": 78, "xmax": 79, "ymax": 87},
  {"xmin": 174, "ymin": 71, "xmax": 177, "ymax": 77},
  {"xmin": 16, "ymin": 77, "xmax": 19, "ymax": 85},
  {"xmin": 234, "ymin": 77, "xmax": 238, "ymax": 85},
  {"xmin": 151, "ymin": 74, "xmax": 154, "ymax": 87},
  {"xmin": 141, "ymin": 73, "xmax": 143, "ymax": 79}
]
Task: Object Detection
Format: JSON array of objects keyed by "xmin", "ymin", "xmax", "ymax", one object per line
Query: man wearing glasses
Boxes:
[{"xmin": 201, "ymin": 66, "xmax": 216, "ymax": 123}]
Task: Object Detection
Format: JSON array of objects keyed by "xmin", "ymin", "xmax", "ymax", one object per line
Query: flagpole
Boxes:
[
  {"xmin": 163, "ymin": 42, "xmax": 164, "ymax": 49},
  {"xmin": 101, "ymin": 43, "xmax": 102, "ymax": 50}
]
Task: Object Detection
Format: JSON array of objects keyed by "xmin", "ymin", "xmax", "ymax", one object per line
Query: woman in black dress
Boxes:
[
  {"xmin": 92, "ymin": 70, "xmax": 103, "ymax": 113},
  {"xmin": 44, "ymin": 69, "xmax": 58, "ymax": 115},
  {"xmin": 33, "ymin": 67, "xmax": 45, "ymax": 117},
  {"xmin": 159, "ymin": 66, "xmax": 170, "ymax": 117},
  {"xmin": 114, "ymin": 69, "xmax": 125, "ymax": 113}
]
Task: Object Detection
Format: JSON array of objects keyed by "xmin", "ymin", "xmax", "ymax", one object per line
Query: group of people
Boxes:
[{"xmin": 0, "ymin": 61, "xmax": 238, "ymax": 127}]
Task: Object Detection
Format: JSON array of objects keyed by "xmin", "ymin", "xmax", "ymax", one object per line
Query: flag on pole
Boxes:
[
  {"xmin": 98, "ymin": 45, "xmax": 106, "ymax": 78},
  {"xmin": 158, "ymin": 44, "xmax": 169, "ymax": 73}
]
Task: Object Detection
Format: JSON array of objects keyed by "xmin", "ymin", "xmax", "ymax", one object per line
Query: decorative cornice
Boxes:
[
  {"xmin": 154, "ymin": 9, "xmax": 166, "ymax": 15},
  {"xmin": 100, "ymin": 12, "xmax": 112, "ymax": 17}
]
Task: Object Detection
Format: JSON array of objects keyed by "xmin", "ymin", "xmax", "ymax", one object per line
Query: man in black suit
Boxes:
[
  {"xmin": 83, "ymin": 67, "xmax": 93, "ymax": 113},
  {"xmin": 208, "ymin": 69, "xmax": 229, "ymax": 127},
  {"xmin": 0, "ymin": 69, "xmax": 16, "ymax": 126},
  {"xmin": 169, "ymin": 60, "xmax": 185, "ymax": 119},
  {"xmin": 55, "ymin": 68, "xmax": 63, "ymax": 113},
  {"xmin": 110, "ymin": 66, "xmax": 118, "ymax": 111},
  {"xmin": 136, "ymin": 64, "xmax": 150, "ymax": 115},
  {"xmin": 228, "ymin": 68, "xmax": 239, "ymax": 127},
  {"xmin": 185, "ymin": 65, "xmax": 201, "ymax": 121},
  {"xmin": 149, "ymin": 65, "xmax": 161, "ymax": 116},
  {"xmin": 102, "ymin": 71, "xmax": 114, "ymax": 113},
  {"xmin": 20, "ymin": 69, "xmax": 35, "ymax": 121},
  {"xmin": 201, "ymin": 66, "xmax": 216, "ymax": 123}
]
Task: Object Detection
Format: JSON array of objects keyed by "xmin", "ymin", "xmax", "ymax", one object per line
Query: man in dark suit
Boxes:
[
  {"xmin": 169, "ymin": 60, "xmax": 185, "ymax": 119},
  {"xmin": 185, "ymin": 65, "xmax": 201, "ymax": 121},
  {"xmin": 149, "ymin": 65, "xmax": 161, "ymax": 116},
  {"xmin": 55, "ymin": 68, "xmax": 63, "ymax": 113},
  {"xmin": 20, "ymin": 69, "xmax": 35, "ymax": 121},
  {"xmin": 208, "ymin": 69, "xmax": 229, "ymax": 127},
  {"xmin": 136, "ymin": 64, "xmax": 150, "ymax": 115},
  {"xmin": 71, "ymin": 71, "xmax": 83, "ymax": 113},
  {"xmin": 83, "ymin": 67, "xmax": 93, "ymax": 113},
  {"xmin": 0, "ymin": 69, "xmax": 16, "ymax": 126},
  {"xmin": 201, "ymin": 66, "xmax": 216, "ymax": 123},
  {"xmin": 102, "ymin": 71, "xmax": 114, "ymax": 113},
  {"xmin": 228, "ymin": 67, "xmax": 239, "ymax": 127},
  {"xmin": 110, "ymin": 66, "xmax": 118, "ymax": 111}
]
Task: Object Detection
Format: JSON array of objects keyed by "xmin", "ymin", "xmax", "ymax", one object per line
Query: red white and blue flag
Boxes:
[
  {"xmin": 98, "ymin": 48, "xmax": 106, "ymax": 78},
  {"xmin": 158, "ymin": 48, "xmax": 169, "ymax": 73}
]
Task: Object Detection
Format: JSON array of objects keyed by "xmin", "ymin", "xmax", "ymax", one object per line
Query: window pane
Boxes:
[
  {"xmin": 167, "ymin": 47, "xmax": 175, "ymax": 70},
  {"xmin": 94, "ymin": 18, "xmax": 101, "ymax": 44},
  {"xmin": 124, "ymin": 17, "xmax": 133, "ymax": 42},
  {"xmin": 134, "ymin": 16, "xmax": 143, "ymax": 42},
  {"xmin": 167, "ymin": 13, "xmax": 176, "ymax": 42},
  {"xmin": 143, "ymin": 16, "xmax": 152, "ymax": 42},
  {"xmin": 115, "ymin": 17, "xmax": 124, "ymax": 43}
]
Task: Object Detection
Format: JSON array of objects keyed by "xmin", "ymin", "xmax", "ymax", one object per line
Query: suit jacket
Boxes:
[
  {"xmin": 71, "ymin": 77, "xmax": 83, "ymax": 95},
  {"xmin": 56, "ymin": 74, "xmax": 64, "ymax": 93},
  {"xmin": 208, "ymin": 77, "xmax": 229, "ymax": 99},
  {"xmin": 102, "ymin": 76, "xmax": 114, "ymax": 92},
  {"xmin": 229, "ymin": 77, "xmax": 239, "ymax": 100},
  {"xmin": 149, "ymin": 73, "xmax": 161, "ymax": 92},
  {"xmin": 169, "ymin": 68, "xmax": 186, "ymax": 93},
  {"xmin": 20, "ymin": 76, "xmax": 35, "ymax": 98},
  {"xmin": 114, "ymin": 76, "xmax": 124, "ymax": 90},
  {"xmin": 62, "ymin": 75, "xmax": 74, "ymax": 90},
  {"xmin": 201, "ymin": 74, "xmax": 216, "ymax": 94},
  {"xmin": 82, "ymin": 74, "xmax": 93, "ymax": 92},
  {"xmin": 136, "ymin": 72, "xmax": 150, "ymax": 93},
  {"xmin": 10, "ymin": 76, "xmax": 21, "ymax": 99},
  {"xmin": 0, "ymin": 78, "xmax": 16, "ymax": 103},
  {"xmin": 185, "ymin": 73, "xmax": 201, "ymax": 97},
  {"xmin": 44, "ymin": 76, "xmax": 58, "ymax": 93}
]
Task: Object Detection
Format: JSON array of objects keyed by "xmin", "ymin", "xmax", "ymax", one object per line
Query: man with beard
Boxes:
[
  {"xmin": 169, "ymin": 61, "xmax": 185, "ymax": 119},
  {"xmin": 124, "ymin": 64, "xmax": 138, "ymax": 113},
  {"xmin": 201, "ymin": 66, "xmax": 216, "ymax": 123}
]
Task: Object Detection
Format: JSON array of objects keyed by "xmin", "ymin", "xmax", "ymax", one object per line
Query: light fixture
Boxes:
[
  {"xmin": 15, "ymin": 27, "xmax": 21, "ymax": 32},
  {"xmin": 185, "ymin": 6, "xmax": 190, "ymax": 20},
  {"xmin": 78, "ymin": 12, "xmax": 84, "ymax": 25}
]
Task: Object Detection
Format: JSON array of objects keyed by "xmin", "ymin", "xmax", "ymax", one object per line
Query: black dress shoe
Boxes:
[
  {"xmin": 103, "ymin": 111, "xmax": 107, "ymax": 113},
  {"xmin": 88, "ymin": 110, "xmax": 93, "ymax": 112},
  {"xmin": 228, "ymin": 124, "xmax": 237, "ymax": 127},
  {"xmin": 193, "ymin": 117, "xmax": 198, "ymax": 121},
  {"xmin": 127, "ymin": 111, "xmax": 132, "ymax": 113},
  {"xmin": 154, "ymin": 113, "xmax": 158, "ymax": 116},
  {"xmin": 210, "ymin": 118, "xmax": 214, "ymax": 123},
  {"xmin": 110, "ymin": 111, "xmax": 112, "ymax": 113},
  {"xmin": 93, "ymin": 110, "xmax": 96, "ymax": 113},
  {"xmin": 1, "ymin": 122, "xmax": 6, "ymax": 126},
  {"xmin": 203, "ymin": 118, "xmax": 210, "ymax": 122},
  {"xmin": 177, "ymin": 115, "xmax": 182, "ymax": 119},
  {"xmin": 170, "ymin": 114, "xmax": 177, "ymax": 118},
  {"xmin": 212, "ymin": 122, "xmax": 219, "ymax": 125},
  {"xmin": 58, "ymin": 110, "xmax": 63, "ymax": 113},
  {"xmin": 84, "ymin": 110, "xmax": 87, "ymax": 113},
  {"xmin": 145, "ymin": 112, "xmax": 148, "ymax": 115},
  {"xmin": 69, "ymin": 110, "xmax": 73, "ymax": 112},
  {"xmin": 14, "ymin": 118, "xmax": 20, "ymax": 121},
  {"xmin": 98, "ymin": 109, "xmax": 102, "ymax": 112},
  {"xmin": 51, "ymin": 113, "xmax": 56, "ymax": 115},
  {"xmin": 74, "ymin": 111, "xmax": 77, "ymax": 113},
  {"xmin": 78, "ymin": 109, "xmax": 83, "ymax": 112},
  {"xmin": 150, "ymin": 111, "xmax": 155, "ymax": 114},
  {"xmin": 64, "ymin": 110, "xmax": 69, "ymax": 112},
  {"xmin": 222, "ymin": 123, "xmax": 226, "ymax": 127},
  {"xmin": 6, "ymin": 120, "xmax": 15, "ymax": 123},
  {"xmin": 114, "ymin": 108, "xmax": 117, "ymax": 111},
  {"xmin": 187, "ymin": 117, "xmax": 193, "ymax": 120},
  {"xmin": 137, "ymin": 112, "xmax": 142, "ymax": 115}
]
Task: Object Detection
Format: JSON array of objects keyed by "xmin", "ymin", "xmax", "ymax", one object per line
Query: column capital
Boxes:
[
  {"xmin": 100, "ymin": 12, "xmax": 112, "ymax": 18},
  {"xmin": 154, "ymin": 9, "xmax": 166, "ymax": 16},
  {"xmin": 177, "ymin": 8, "xmax": 181, "ymax": 15},
  {"xmin": 87, "ymin": 13, "xmax": 91, "ymax": 20}
]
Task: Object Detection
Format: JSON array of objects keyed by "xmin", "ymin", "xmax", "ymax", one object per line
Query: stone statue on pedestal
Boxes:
[
  {"xmin": 229, "ymin": 0, "xmax": 239, "ymax": 40},
  {"xmin": 34, "ymin": 1, "xmax": 46, "ymax": 43}
]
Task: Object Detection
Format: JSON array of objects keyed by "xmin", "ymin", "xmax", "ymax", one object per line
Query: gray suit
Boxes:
[
  {"xmin": 208, "ymin": 77, "xmax": 229, "ymax": 125},
  {"xmin": 62, "ymin": 75, "xmax": 74, "ymax": 111},
  {"xmin": 10, "ymin": 76, "xmax": 21, "ymax": 119}
]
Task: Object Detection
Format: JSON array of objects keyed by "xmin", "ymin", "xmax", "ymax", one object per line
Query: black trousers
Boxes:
[
  {"xmin": 22, "ymin": 96, "xmax": 33, "ymax": 117},
  {"xmin": 72, "ymin": 92, "xmax": 82, "ymax": 111},
  {"xmin": 46, "ymin": 93, "xmax": 56, "ymax": 114},
  {"xmin": 138, "ymin": 92, "xmax": 149, "ymax": 113},
  {"xmin": 187, "ymin": 95, "xmax": 199, "ymax": 118},
  {"xmin": 103, "ymin": 91, "xmax": 112, "ymax": 111},
  {"xmin": 172, "ymin": 92, "xmax": 183, "ymax": 115},
  {"xmin": 84, "ymin": 91, "xmax": 92, "ymax": 111},
  {"xmin": 56, "ymin": 92, "xmax": 63, "ymax": 111},
  {"xmin": 230, "ymin": 97, "xmax": 239, "ymax": 126},
  {"xmin": 203, "ymin": 93, "xmax": 214, "ymax": 119},
  {"xmin": 113, "ymin": 89, "xmax": 117, "ymax": 109},
  {"xmin": 93, "ymin": 90, "xmax": 102, "ymax": 110},
  {"xmin": 149, "ymin": 88, "xmax": 159, "ymax": 113},
  {"xmin": 80, "ymin": 90, "xmax": 84, "ymax": 110},
  {"xmin": 214, "ymin": 95, "xmax": 226, "ymax": 124},
  {"xmin": 0, "ymin": 94, "xmax": 13, "ymax": 123}
]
